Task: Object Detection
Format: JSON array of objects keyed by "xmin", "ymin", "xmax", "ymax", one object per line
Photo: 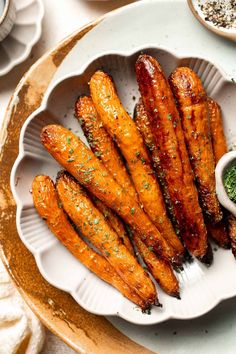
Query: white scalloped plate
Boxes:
[
  {"xmin": 0, "ymin": 0, "xmax": 44, "ymax": 76},
  {"xmin": 10, "ymin": 46, "xmax": 236, "ymax": 325}
]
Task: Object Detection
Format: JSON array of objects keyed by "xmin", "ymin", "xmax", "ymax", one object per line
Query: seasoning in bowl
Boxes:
[
  {"xmin": 224, "ymin": 162, "xmax": 236, "ymax": 203},
  {"xmin": 198, "ymin": 0, "xmax": 236, "ymax": 30}
]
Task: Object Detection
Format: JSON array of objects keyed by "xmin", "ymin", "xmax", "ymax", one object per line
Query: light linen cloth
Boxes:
[
  {"xmin": 0, "ymin": 258, "xmax": 76, "ymax": 353},
  {"xmin": 0, "ymin": 259, "xmax": 45, "ymax": 353}
]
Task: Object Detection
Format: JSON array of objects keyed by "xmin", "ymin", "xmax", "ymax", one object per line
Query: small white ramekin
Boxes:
[
  {"xmin": 0, "ymin": 0, "xmax": 16, "ymax": 41},
  {"xmin": 215, "ymin": 151, "xmax": 236, "ymax": 217}
]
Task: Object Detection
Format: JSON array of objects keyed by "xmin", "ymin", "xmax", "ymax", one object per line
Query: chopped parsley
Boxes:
[
  {"xmin": 141, "ymin": 157, "xmax": 146, "ymax": 165},
  {"xmin": 130, "ymin": 207, "xmax": 136, "ymax": 215},
  {"xmin": 113, "ymin": 246, "xmax": 119, "ymax": 253},
  {"xmin": 224, "ymin": 163, "xmax": 236, "ymax": 203},
  {"xmin": 95, "ymin": 151, "xmax": 102, "ymax": 157},
  {"xmin": 66, "ymin": 136, "xmax": 71, "ymax": 144},
  {"xmin": 143, "ymin": 181, "xmax": 150, "ymax": 190},
  {"xmin": 67, "ymin": 157, "xmax": 75, "ymax": 162},
  {"xmin": 167, "ymin": 113, "xmax": 172, "ymax": 121},
  {"xmin": 69, "ymin": 148, "xmax": 74, "ymax": 154}
]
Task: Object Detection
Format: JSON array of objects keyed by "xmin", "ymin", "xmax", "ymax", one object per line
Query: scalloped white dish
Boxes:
[
  {"xmin": 10, "ymin": 46, "xmax": 236, "ymax": 325},
  {"xmin": 0, "ymin": 0, "xmax": 44, "ymax": 76}
]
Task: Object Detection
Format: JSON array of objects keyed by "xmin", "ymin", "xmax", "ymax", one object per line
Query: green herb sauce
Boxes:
[{"xmin": 224, "ymin": 163, "xmax": 236, "ymax": 203}]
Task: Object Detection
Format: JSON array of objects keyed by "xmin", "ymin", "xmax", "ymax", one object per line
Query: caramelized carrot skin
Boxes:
[
  {"xmin": 32, "ymin": 175, "xmax": 147, "ymax": 309},
  {"xmin": 75, "ymin": 96, "xmax": 137, "ymax": 201},
  {"xmin": 92, "ymin": 196, "xmax": 134, "ymax": 255},
  {"xmin": 56, "ymin": 171, "xmax": 157, "ymax": 304},
  {"xmin": 75, "ymin": 96, "xmax": 135, "ymax": 254},
  {"xmin": 133, "ymin": 234, "xmax": 179, "ymax": 297},
  {"xmin": 206, "ymin": 221, "xmax": 230, "ymax": 249},
  {"xmin": 228, "ymin": 215, "xmax": 236, "ymax": 258},
  {"xmin": 207, "ymin": 97, "xmax": 232, "ymax": 251},
  {"xmin": 95, "ymin": 192, "xmax": 179, "ymax": 296},
  {"xmin": 93, "ymin": 177, "xmax": 180, "ymax": 298},
  {"xmin": 207, "ymin": 97, "xmax": 227, "ymax": 164},
  {"xmin": 136, "ymin": 55, "xmax": 209, "ymax": 261},
  {"xmin": 90, "ymin": 71, "xmax": 183, "ymax": 264},
  {"xmin": 169, "ymin": 67, "xmax": 222, "ymax": 225},
  {"xmin": 76, "ymin": 97, "xmax": 180, "ymax": 293},
  {"xmin": 41, "ymin": 125, "xmax": 179, "ymax": 264},
  {"xmin": 134, "ymin": 100, "xmax": 184, "ymax": 254}
]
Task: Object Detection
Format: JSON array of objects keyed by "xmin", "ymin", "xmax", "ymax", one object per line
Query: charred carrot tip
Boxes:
[
  {"xmin": 198, "ymin": 243, "xmax": 213, "ymax": 266},
  {"xmin": 173, "ymin": 292, "xmax": 181, "ymax": 300},
  {"xmin": 56, "ymin": 170, "xmax": 69, "ymax": 183},
  {"xmin": 41, "ymin": 125, "xmax": 56, "ymax": 145},
  {"xmin": 174, "ymin": 264, "xmax": 184, "ymax": 272},
  {"xmin": 141, "ymin": 305, "xmax": 151, "ymax": 314},
  {"xmin": 154, "ymin": 299, "xmax": 162, "ymax": 307},
  {"xmin": 222, "ymin": 243, "xmax": 231, "ymax": 250},
  {"xmin": 41, "ymin": 126, "xmax": 48, "ymax": 142},
  {"xmin": 75, "ymin": 95, "xmax": 90, "ymax": 108},
  {"xmin": 136, "ymin": 54, "xmax": 150, "ymax": 62}
]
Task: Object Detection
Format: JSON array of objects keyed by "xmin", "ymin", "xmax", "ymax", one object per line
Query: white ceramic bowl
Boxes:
[
  {"xmin": 215, "ymin": 151, "xmax": 236, "ymax": 217},
  {"xmin": 0, "ymin": 0, "xmax": 16, "ymax": 42},
  {"xmin": 188, "ymin": 0, "xmax": 236, "ymax": 42},
  {"xmin": 0, "ymin": 0, "xmax": 44, "ymax": 76},
  {"xmin": 10, "ymin": 46, "xmax": 236, "ymax": 325}
]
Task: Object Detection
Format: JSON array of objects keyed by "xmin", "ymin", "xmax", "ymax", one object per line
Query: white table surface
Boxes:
[{"xmin": 1, "ymin": 1, "xmax": 236, "ymax": 353}]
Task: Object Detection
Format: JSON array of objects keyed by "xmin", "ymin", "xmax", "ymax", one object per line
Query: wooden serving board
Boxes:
[{"xmin": 0, "ymin": 22, "xmax": 154, "ymax": 354}]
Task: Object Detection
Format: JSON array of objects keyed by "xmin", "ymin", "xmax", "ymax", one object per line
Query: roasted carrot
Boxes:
[
  {"xmin": 133, "ymin": 233, "xmax": 179, "ymax": 297},
  {"xmin": 228, "ymin": 215, "xmax": 236, "ymax": 257},
  {"xmin": 32, "ymin": 175, "xmax": 147, "ymax": 309},
  {"xmin": 136, "ymin": 54, "xmax": 210, "ymax": 263},
  {"xmin": 75, "ymin": 96, "xmax": 135, "ymax": 254},
  {"xmin": 90, "ymin": 71, "xmax": 184, "ymax": 264},
  {"xmin": 169, "ymin": 67, "xmax": 222, "ymax": 225},
  {"xmin": 134, "ymin": 102, "xmax": 228, "ymax": 256},
  {"xmin": 207, "ymin": 97, "xmax": 227, "ymax": 164},
  {"xmin": 95, "ymin": 196, "xmax": 180, "ymax": 297},
  {"xmin": 75, "ymin": 96, "xmax": 137, "ymax": 201},
  {"xmin": 75, "ymin": 97, "xmax": 180, "ymax": 295},
  {"xmin": 94, "ymin": 195, "xmax": 180, "ymax": 296},
  {"xmin": 41, "ymin": 125, "xmax": 180, "ymax": 265},
  {"xmin": 134, "ymin": 99, "xmax": 184, "ymax": 248},
  {"xmin": 56, "ymin": 171, "xmax": 157, "ymax": 304},
  {"xmin": 134, "ymin": 99, "xmax": 160, "ymax": 166},
  {"xmin": 207, "ymin": 97, "xmax": 231, "ymax": 250},
  {"xmin": 92, "ymin": 196, "xmax": 134, "ymax": 255},
  {"xmin": 206, "ymin": 222, "xmax": 230, "ymax": 249}
]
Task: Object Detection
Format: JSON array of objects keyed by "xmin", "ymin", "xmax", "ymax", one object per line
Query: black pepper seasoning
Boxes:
[{"xmin": 198, "ymin": 0, "xmax": 236, "ymax": 29}]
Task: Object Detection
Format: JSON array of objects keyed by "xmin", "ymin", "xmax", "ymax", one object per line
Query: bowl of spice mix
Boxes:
[{"xmin": 188, "ymin": 0, "xmax": 236, "ymax": 42}]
